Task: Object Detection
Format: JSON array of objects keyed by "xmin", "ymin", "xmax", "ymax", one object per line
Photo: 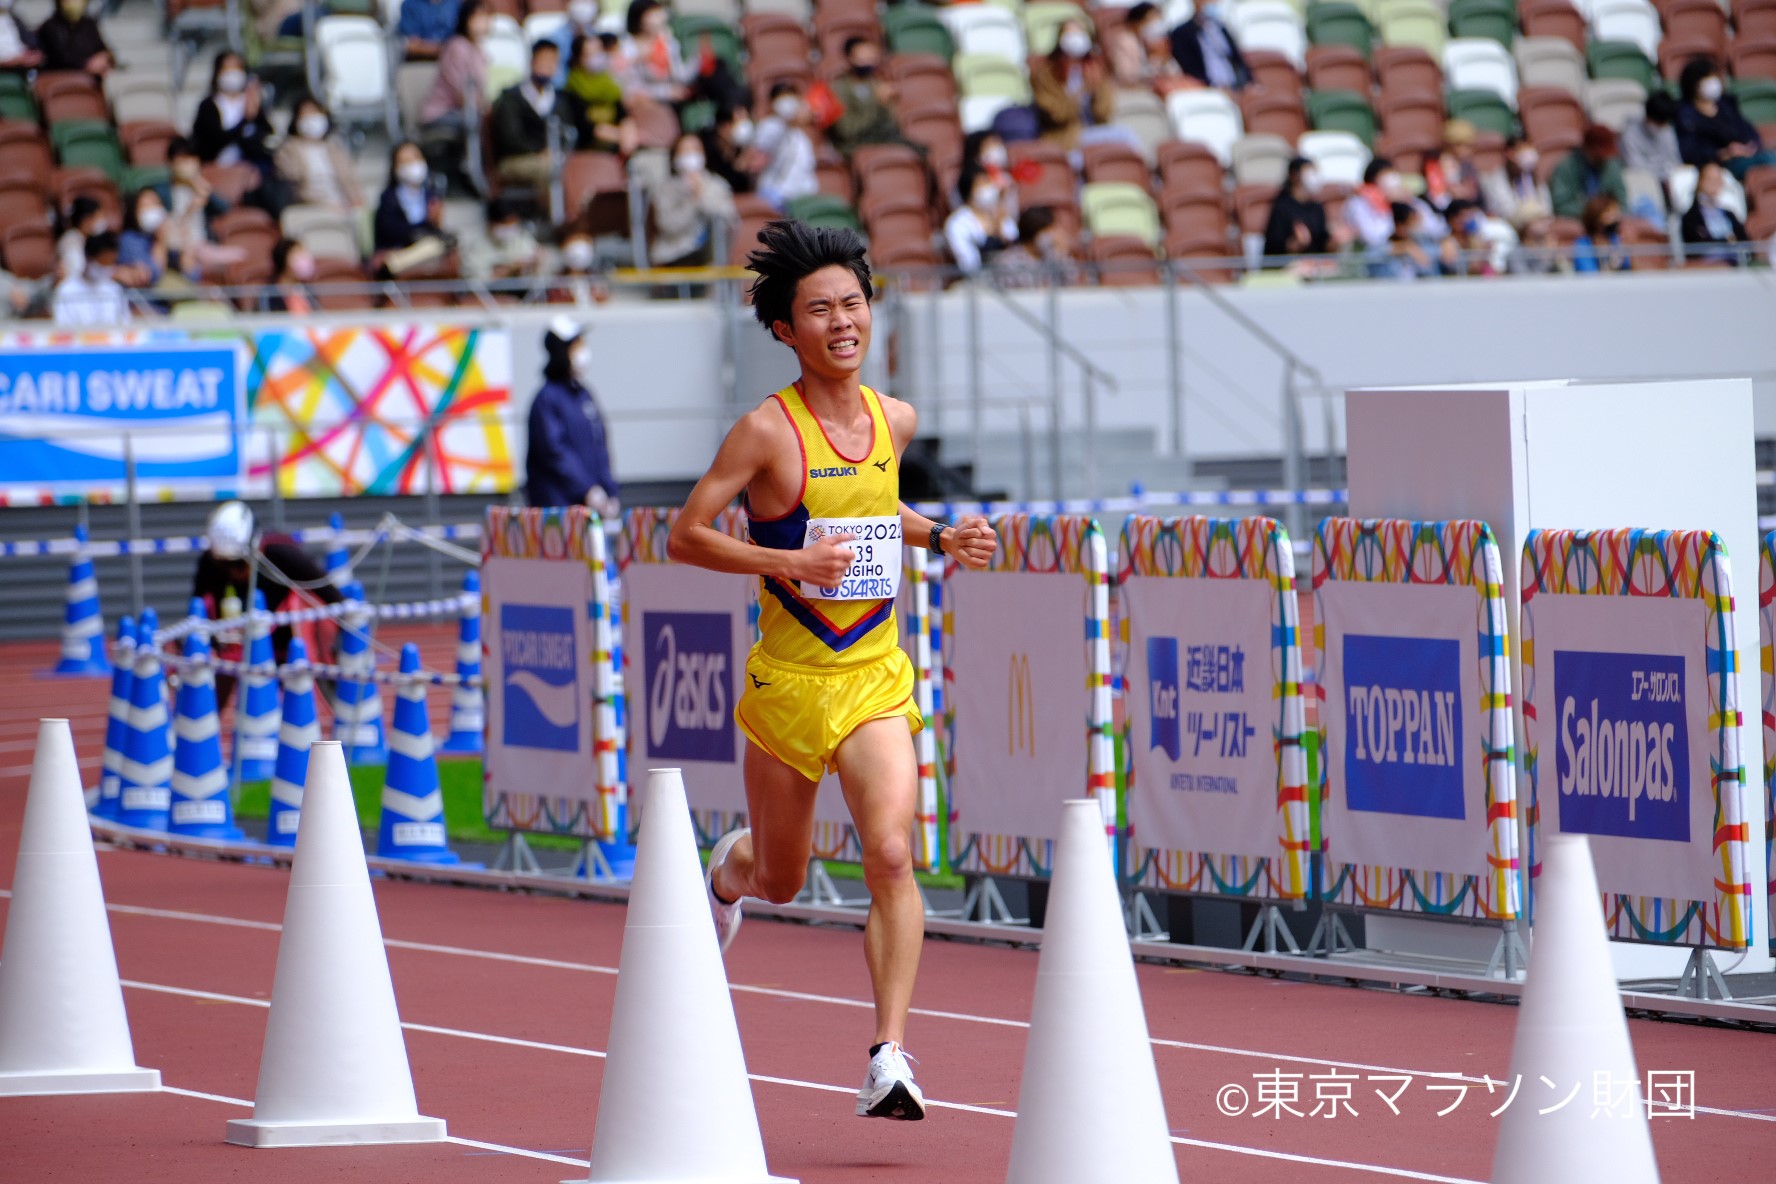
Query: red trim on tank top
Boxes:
[
  {"xmin": 745, "ymin": 392, "xmax": 808, "ymax": 523},
  {"xmin": 796, "ymin": 381, "xmax": 877, "ymax": 465}
]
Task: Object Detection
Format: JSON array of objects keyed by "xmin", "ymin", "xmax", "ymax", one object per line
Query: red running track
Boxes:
[{"xmin": 1, "ymin": 635, "xmax": 1773, "ymax": 1184}]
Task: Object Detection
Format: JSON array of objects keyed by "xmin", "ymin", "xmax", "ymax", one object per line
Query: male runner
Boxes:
[{"xmin": 665, "ymin": 220, "xmax": 997, "ymax": 1121}]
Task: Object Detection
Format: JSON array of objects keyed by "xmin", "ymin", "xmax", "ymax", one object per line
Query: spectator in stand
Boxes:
[
  {"xmin": 192, "ymin": 53, "xmax": 275, "ymax": 176},
  {"xmin": 492, "ymin": 40, "xmax": 577, "ymax": 192},
  {"xmin": 546, "ymin": 0, "xmax": 599, "ymax": 79},
  {"xmin": 1441, "ymin": 198, "xmax": 1510, "ymax": 276},
  {"xmin": 1550, "ymin": 125, "xmax": 1626, "ymax": 220},
  {"xmin": 1622, "ymin": 92, "xmax": 1682, "ymax": 190},
  {"xmin": 945, "ymin": 165, "xmax": 1019, "ymax": 276},
  {"xmin": 1345, "ymin": 157, "xmax": 1406, "ymax": 253},
  {"xmin": 374, "ymin": 140, "xmax": 448, "ymax": 253},
  {"xmin": 398, "ymin": 0, "xmax": 458, "ymax": 61},
  {"xmin": 55, "ymin": 195, "xmax": 106, "ymax": 281},
  {"xmin": 619, "ymin": 0, "xmax": 689, "ymax": 103},
  {"xmin": 1106, "ymin": 2, "xmax": 1181, "ymax": 90},
  {"xmin": 701, "ymin": 105, "xmax": 759, "ymax": 195},
  {"xmin": 565, "ymin": 32, "xmax": 640, "ymax": 155},
  {"xmin": 549, "ymin": 232, "xmax": 611, "ymax": 305},
  {"xmin": 829, "ymin": 36, "xmax": 906, "ymax": 157},
  {"xmin": 527, "ymin": 318, "xmax": 619, "ymax": 514},
  {"xmin": 263, "ymin": 237, "xmax": 317, "ymax": 313},
  {"xmin": 755, "ymin": 81, "xmax": 818, "ymax": 211},
  {"xmin": 422, "ymin": 0, "xmax": 489, "ymax": 136},
  {"xmin": 465, "ymin": 198, "xmax": 542, "ymax": 287},
  {"xmin": 116, "ymin": 188, "xmax": 170, "ymax": 290},
  {"xmin": 1676, "ymin": 57, "xmax": 1776, "ymax": 180},
  {"xmin": 37, "ymin": 0, "xmax": 110, "ymax": 76},
  {"xmin": 1378, "ymin": 202, "xmax": 1435, "ymax": 279},
  {"xmin": 959, "ymin": 131, "xmax": 1018, "ymax": 215},
  {"xmin": 1031, "ymin": 20, "xmax": 1116, "ymax": 152},
  {"xmin": 1479, "ymin": 134, "xmax": 1550, "ymax": 226},
  {"xmin": 0, "ymin": 0, "xmax": 42, "ymax": 70},
  {"xmin": 649, "ymin": 132, "xmax": 736, "ymax": 267},
  {"xmin": 1508, "ymin": 199, "xmax": 1565, "ymax": 274},
  {"xmin": 1572, "ymin": 193, "xmax": 1629, "ymax": 272},
  {"xmin": 53, "ymin": 231, "xmax": 128, "ymax": 325},
  {"xmin": 1170, "ymin": 0, "xmax": 1249, "ymax": 91},
  {"xmin": 1263, "ymin": 157, "xmax": 1336, "ymax": 260},
  {"xmin": 992, "ymin": 204, "xmax": 1083, "ymax": 286},
  {"xmin": 1682, "ymin": 160, "xmax": 1752, "ymax": 264},
  {"xmin": 274, "ymin": 96, "xmax": 366, "ymax": 216},
  {"xmin": 1425, "ymin": 119, "xmax": 1482, "ymax": 211}
]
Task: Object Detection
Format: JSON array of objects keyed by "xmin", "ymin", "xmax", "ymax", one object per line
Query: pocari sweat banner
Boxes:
[{"xmin": 0, "ymin": 344, "xmax": 244, "ymax": 488}]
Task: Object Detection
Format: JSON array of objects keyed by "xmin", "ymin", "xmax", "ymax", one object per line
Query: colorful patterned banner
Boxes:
[
  {"xmin": 946, "ymin": 514, "xmax": 1113, "ymax": 878},
  {"xmin": 1522, "ymin": 528, "xmax": 1749, "ymax": 949},
  {"xmin": 481, "ymin": 506, "xmax": 623, "ymax": 840},
  {"xmin": 1313, "ymin": 518, "xmax": 1521, "ymax": 921},
  {"xmin": 1116, "ymin": 515, "xmax": 1310, "ymax": 900},
  {"xmin": 1763, "ymin": 530, "xmax": 1776, "ymax": 956}
]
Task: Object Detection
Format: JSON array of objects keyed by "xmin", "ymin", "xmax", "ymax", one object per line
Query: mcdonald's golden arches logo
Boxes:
[{"xmin": 1009, "ymin": 652, "xmax": 1034, "ymax": 755}]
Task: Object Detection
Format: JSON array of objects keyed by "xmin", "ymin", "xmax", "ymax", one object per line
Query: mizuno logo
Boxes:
[
  {"xmin": 750, "ymin": 674, "xmax": 771, "ymax": 689},
  {"xmin": 872, "ymin": 458, "xmax": 890, "ymax": 471},
  {"xmin": 809, "ymin": 466, "xmax": 857, "ymax": 478}
]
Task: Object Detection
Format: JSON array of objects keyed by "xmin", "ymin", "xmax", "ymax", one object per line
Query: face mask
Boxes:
[
  {"xmin": 89, "ymin": 218, "xmax": 108, "ymax": 235},
  {"xmin": 137, "ymin": 205, "xmax": 166, "ymax": 233},
  {"xmin": 1201, "ymin": 1, "xmax": 1227, "ymax": 22},
  {"xmin": 981, "ymin": 143, "xmax": 1008, "ymax": 168},
  {"xmin": 773, "ymin": 95, "xmax": 800, "ymax": 121},
  {"xmin": 218, "ymin": 69, "xmax": 247, "ymax": 95},
  {"xmin": 731, "ymin": 118, "xmax": 754, "ymax": 146},
  {"xmin": 87, "ymin": 263, "xmax": 112, "ymax": 282},
  {"xmin": 1300, "ymin": 167, "xmax": 1321, "ymax": 195},
  {"xmin": 530, "ymin": 72, "xmax": 553, "ymax": 91},
  {"xmin": 568, "ymin": 0, "xmax": 595, "ymax": 23},
  {"xmin": 1601, "ymin": 219, "xmax": 1621, "ymax": 234},
  {"xmin": 492, "ymin": 223, "xmax": 519, "ymax": 243},
  {"xmin": 851, "ymin": 61, "xmax": 876, "ymax": 78},
  {"xmin": 298, "ymin": 113, "xmax": 329, "ymax": 140},
  {"xmin": 1515, "ymin": 148, "xmax": 1538, "ymax": 171},
  {"xmin": 1059, "ymin": 28, "xmax": 1091, "ymax": 58},
  {"xmin": 643, "ymin": 15, "xmax": 667, "ymax": 36},
  {"xmin": 972, "ymin": 182, "xmax": 999, "ymax": 209},
  {"xmin": 1699, "ymin": 76, "xmax": 1724, "ymax": 102},
  {"xmin": 562, "ymin": 240, "xmax": 595, "ymax": 270},
  {"xmin": 1379, "ymin": 171, "xmax": 1405, "ymax": 199},
  {"xmin": 675, "ymin": 152, "xmax": 705, "ymax": 174},
  {"xmin": 290, "ymin": 254, "xmax": 315, "ymax": 280},
  {"xmin": 1142, "ymin": 20, "xmax": 1166, "ymax": 44},
  {"xmin": 570, "ymin": 344, "xmax": 593, "ymax": 373},
  {"xmin": 397, "ymin": 161, "xmax": 429, "ymax": 187},
  {"xmin": 582, "ymin": 51, "xmax": 608, "ymax": 72}
]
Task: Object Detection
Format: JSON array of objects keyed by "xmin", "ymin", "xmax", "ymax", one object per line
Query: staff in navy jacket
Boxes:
[{"xmin": 526, "ymin": 317, "xmax": 619, "ymax": 514}]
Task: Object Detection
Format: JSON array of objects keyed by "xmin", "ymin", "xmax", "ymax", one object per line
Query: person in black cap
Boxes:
[{"xmin": 525, "ymin": 316, "xmax": 619, "ymax": 513}]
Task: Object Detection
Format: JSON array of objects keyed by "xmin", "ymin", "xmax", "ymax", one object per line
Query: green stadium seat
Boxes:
[
  {"xmin": 1306, "ymin": 88, "xmax": 1378, "ymax": 145},
  {"xmin": 1445, "ymin": 87, "xmax": 1517, "ymax": 135},
  {"xmin": 1307, "ymin": 2, "xmax": 1376, "ymax": 57},
  {"xmin": 0, "ymin": 91, "xmax": 35, "ymax": 122},
  {"xmin": 51, "ymin": 120, "xmax": 125, "ymax": 182},
  {"xmin": 672, "ymin": 15, "xmax": 744, "ymax": 76},
  {"xmin": 1378, "ymin": 7, "xmax": 1446, "ymax": 54},
  {"xmin": 786, "ymin": 193, "xmax": 862, "ymax": 231},
  {"xmin": 678, "ymin": 99, "xmax": 718, "ymax": 135},
  {"xmin": 1587, "ymin": 41, "xmax": 1657, "ymax": 91},
  {"xmin": 1730, "ymin": 78, "xmax": 1776, "ymax": 126},
  {"xmin": 122, "ymin": 164, "xmax": 170, "ymax": 195},
  {"xmin": 1447, "ymin": 7, "xmax": 1517, "ymax": 47},
  {"xmin": 884, "ymin": 6, "xmax": 955, "ymax": 60},
  {"xmin": 1081, "ymin": 181, "xmax": 1161, "ymax": 247}
]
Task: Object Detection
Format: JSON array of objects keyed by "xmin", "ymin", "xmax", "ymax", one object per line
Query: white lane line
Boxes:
[
  {"xmin": 133, "ymin": 978, "xmax": 1481, "ymax": 1184},
  {"xmin": 159, "ymin": 1082, "xmax": 592, "ymax": 1168},
  {"xmin": 51, "ymin": 894, "xmax": 1776, "ymax": 1127}
]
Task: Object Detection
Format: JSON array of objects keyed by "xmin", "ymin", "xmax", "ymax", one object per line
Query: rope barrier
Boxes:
[
  {"xmin": 0, "ymin": 521, "xmax": 484, "ymax": 560},
  {"xmin": 911, "ymin": 488, "xmax": 1350, "ymax": 518},
  {"xmin": 154, "ymin": 592, "xmax": 477, "ymax": 646},
  {"xmin": 152, "ymin": 647, "xmax": 482, "ymax": 689}
]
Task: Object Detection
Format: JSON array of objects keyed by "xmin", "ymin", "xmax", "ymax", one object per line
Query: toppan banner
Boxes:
[
  {"xmin": 642, "ymin": 610, "xmax": 735, "ymax": 763},
  {"xmin": 1553, "ymin": 650, "xmax": 1688, "ymax": 843},
  {"xmin": 1342, "ymin": 634, "xmax": 1465, "ymax": 820},
  {"xmin": 0, "ymin": 344, "xmax": 244, "ymax": 488}
]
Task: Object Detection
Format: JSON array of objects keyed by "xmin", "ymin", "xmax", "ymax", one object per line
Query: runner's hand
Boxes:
[
  {"xmin": 949, "ymin": 515, "xmax": 997, "ymax": 570},
  {"xmin": 796, "ymin": 532, "xmax": 856, "ymax": 585}
]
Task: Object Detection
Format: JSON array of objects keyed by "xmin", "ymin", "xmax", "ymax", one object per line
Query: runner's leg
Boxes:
[
  {"xmin": 833, "ymin": 715, "xmax": 922, "ymax": 1047},
  {"xmin": 711, "ymin": 740, "xmax": 819, "ymax": 904}
]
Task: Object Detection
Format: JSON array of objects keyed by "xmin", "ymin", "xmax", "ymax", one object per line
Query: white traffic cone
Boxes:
[
  {"xmin": 0, "ymin": 718, "xmax": 160, "ymax": 1095},
  {"xmin": 575, "ymin": 768, "xmax": 794, "ymax": 1184},
  {"xmin": 225, "ymin": 741, "xmax": 446, "ymax": 1148},
  {"xmin": 1491, "ymin": 835, "xmax": 1659, "ymax": 1183},
  {"xmin": 1006, "ymin": 800, "xmax": 1178, "ymax": 1184}
]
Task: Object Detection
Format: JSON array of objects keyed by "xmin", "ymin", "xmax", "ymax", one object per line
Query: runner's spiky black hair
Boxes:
[{"xmin": 747, "ymin": 220, "xmax": 872, "ymax": 340}]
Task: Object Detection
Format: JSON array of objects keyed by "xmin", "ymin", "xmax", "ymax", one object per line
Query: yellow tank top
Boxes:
[{"xmin": 746, "ymin": 382, "xmax": 900, "ymax": 668}]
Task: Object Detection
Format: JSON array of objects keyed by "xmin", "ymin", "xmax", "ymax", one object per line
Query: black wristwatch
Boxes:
[{"xmin": 929, "ymin": 523, "xmax": 947, "ymax": 554}]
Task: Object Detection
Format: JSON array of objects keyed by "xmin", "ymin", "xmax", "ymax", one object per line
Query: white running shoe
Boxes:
[
  {"xmin": 706, "ymin": 827, "xmax": 748, "ymax": 953},
  {"xmin": 855, "ymin": 1041, "xmax": 926, "ymax": 1120}
]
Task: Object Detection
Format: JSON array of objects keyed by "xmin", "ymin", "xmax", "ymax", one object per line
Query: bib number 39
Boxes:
[{"xmin": 800, "ymin": 516, "xmax": 902, "ymax": 601}]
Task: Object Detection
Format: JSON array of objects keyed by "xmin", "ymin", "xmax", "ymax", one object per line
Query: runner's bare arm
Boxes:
[
  {"xmin": 881, "ymin": 394, "xmax": 998, "ymax": 570},
  {"xmin": 667, "ymin": 405, "xmax": 855, "ymax": 585}
]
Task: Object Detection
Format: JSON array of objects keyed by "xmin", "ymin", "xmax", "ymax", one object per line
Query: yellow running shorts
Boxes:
[{"xmin": 734, "ymin": 644, "xmax": 923, "ymax": 783}]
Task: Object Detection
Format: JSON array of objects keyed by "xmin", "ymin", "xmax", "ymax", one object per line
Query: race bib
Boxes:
[{"xmin": 800, "ymin": 516, "xmax": 902, "ymax": 601}]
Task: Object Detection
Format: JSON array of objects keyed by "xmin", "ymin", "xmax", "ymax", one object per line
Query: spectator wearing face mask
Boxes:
[
  {"xmin": 527, "ymin": 318, "xmax": 619, "ymax": 515},
  {"xmin": 275, "ymin": 98, "xmax": 366, "ymax": 215},
  {"xmin": 1676, "ymin": 57, "xmax": 1776, "ymax": 180},
  {"xmin": 1682, "ymin": 160, "xmax": 1752, "ymax": 265},
  {"xmin": 263, "ymin": 237, "xmax": 318, "ymax": 313},
  {"xmin": 1106, "ymin": 2, "xmax": 1180, "ymax": 90},
  {"xmin": 1263, "ymin": 156, "xmax": 1335, "ymax": 260},
  {"xmin": 565, "ymin": 33, "xmax": 640, "ymax": 155},
  {"xmin": 192, "ymin": 53, "xmax": 275, "ymax": 175},
  {"xmin": 36, "ymin": 0, "xmax": 110, "ymax": 76},
  {"xmin": 829, "ymin": 37, "xmax": 907, "ymax": 157},
  {"xmin": 56, "ymin": 195, "xmax": 106, "ymax": 281},
  {"xmin": 1550, "ymin": 124, "xmax": 1626, "ymax": 220},
  {"xmin": 53, "ymin": 231, "xmax": 128, "ymax": 325},
  {"xmin": 1507, "ymin": 199, "xmax": 1565, "ymax": 275},
  {"xmin": 1572, "ymin": 194, "xmax": 1629, "ymax": 272},
  {"xmin": 1377, "ymin": 201, "xmax": 1436, "ymax": 279},
  {"xmin": 116, "ymin": 188, "xmax": 170, "ymax": 290},
  {"xmin": 1622, "ymin": 93, "xmax": 1682, "ymax": 188},
  {"xmin": 374, "ymin": 140, "xmax": 447, "ymax": 253},
  {"xmin": 492, "ymin": 40, "xmax": 581, "ymax": 191},
  {"xmin": 422, "ymin": 0, "xmax": 489, "ymax": 133},
  {"xmin": 1479, "ymin": 134, "xmax": 1550, "ymax": 226},
  {"xmin": 960, "ymin": 131, "xmax": 1018, "ymax": 216},
  {"xmin": 1032, "ymin": 21, "xmax": 1115, "ymax": 152},
  {"xmin": 398, "ymin": 0, "xmax": 459, "ymax": 61},
  {"xmin": 945, "ymin": 165, "xmax": 1019, "ymax": 275},
  {"xmin": 649, "ymin": 132, "xmax": 736, "ymax": 267},
  {"xmin": 992, "ymin": 205, "xmax": 1083, "ymax": 286},
  {"xmin": 1424, "ymin": 119, "xmax": 1482, "ymax": 211},
  {"xmin": 157, "ymin": 137, "xmax": 241, "ymax": 278},
  {"xmin": 1345, "ymin": 157, "xmax": 1407, "ymax": 252},
  {"xmin": 618, "ymin": 0, "xmax": 745, "ymax": 112},
  {"xmin": 1170, "ymin": 0, "xmax": 1249, "ymax": 91},
  {"xmin": 0, "ymin": 0, "xmax": 43, "ymax": 70},
  {"xmin": 546, "ymin": 0, "xmax": 601, "ymax": 78},
  {"xmin": 463, "ymin": 198, "xmax": 542, "ymax": 289},
  {"xmin": 701, "ymin": 105, "xmax": 759, "ymax": 195},
  {"xmin": 755, "ymin": 82, "xmax": 818, "ymax": 211},
  {"xmin": 549, "ymin": 232, "xmax": 611, "ymax": 305}
]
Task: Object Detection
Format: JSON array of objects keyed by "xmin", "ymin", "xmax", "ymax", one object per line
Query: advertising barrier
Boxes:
[
  {"xmin": 1117, "ymin": 515, "xmax": 1309, "ymax": 901},
  {"xmin": 1522, "ymin": 528, "xmax": 1750, "ymax": 949},
  {"xmin": 945, "ymin": 514, "xmax": 1113, "ymax": 878},
  {"xmin": 1314, "ymin": 518, "xmax": 1520, "ymax": 921},
  {"xmin": 1763, "ymin": 530, "xmax": 1776, "ymax": 956}
]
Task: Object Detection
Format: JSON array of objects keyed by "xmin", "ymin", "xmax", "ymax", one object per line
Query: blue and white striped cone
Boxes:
[
  {"xmin": 440, "ymin": 570, "xmax": 484, "ymax": 754},
  {"xmin": 116, "ymin": 611, "xmax": 171, "ymax": 831},
  {"xmin": 94, "ymin": 614, "xmax": 137, "ymax": 820},
  {"xmin": 325, "ymin": 512, "xmax": 353, "ymax": 590},
  {"xmin": 267, "ymin": 638, "xmax": 318, "ymax": 847},
  {"xmin": 48, "ymin": 524, "xmax": 110, "ymax": 676},
  {"xmin": 234, "ymin": 588, "xmax": 281, "ymax": 782},
  {"xmin": 169, "ymin": 627, "xmax": 244, "ymax": 841},
  {"xmin": 376, "ymin": 644, "xmax": 458, "ymax": 864},
  {"xmin": 332, "ymin": 581, "xmax": 386, "ymax": 765}
]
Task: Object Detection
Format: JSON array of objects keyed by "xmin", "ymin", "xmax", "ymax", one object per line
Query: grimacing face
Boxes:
[{"xmin": 774, "ymin": 264, "xmax": 871, "ymax": 382}]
